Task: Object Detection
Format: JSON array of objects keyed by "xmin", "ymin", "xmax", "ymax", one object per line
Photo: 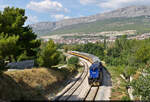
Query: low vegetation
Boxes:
[
  {"xmin": 131, "ymin": 64, "xmax": 150, "ymax": 100},
  {"xmin": 0, "ymin": 63, "xmax": 83, "ymax": 101},
  {"xmin": 107, "ymin": 66, "xmax": 130, "ymax": 100},
  {"xmin": 67, "ymin": 56, "xmax": 79, "ymax": 73},
  {"xmin": 0, "ymin": 68, "xmax": 66, "ymax": 100}
]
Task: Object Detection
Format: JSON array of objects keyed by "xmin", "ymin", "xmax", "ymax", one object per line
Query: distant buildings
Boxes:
[
  {"xmin": 128, "ymin": 33, "xmax": 150, "ymax": 40},
  {"xmin": 40, "ymin": 31, "xmax": 150, "ymax": 44}
]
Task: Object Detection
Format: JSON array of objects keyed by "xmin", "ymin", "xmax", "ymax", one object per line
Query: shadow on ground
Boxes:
[{"xmin": 101, "ymin": 67, "xmax": 112, "ymax": 86}]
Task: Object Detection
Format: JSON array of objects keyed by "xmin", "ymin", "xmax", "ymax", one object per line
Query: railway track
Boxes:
[
  {"xmin": 53, "ymin": 58, "xmax": 101, "ymax": 101},
  {"xmin": 84, "ymin": 86, "xmax": 99, "ymax": 101},
  {"xmin": 53, "ymin": 60, "xmax": 88, "ymax": 101}
]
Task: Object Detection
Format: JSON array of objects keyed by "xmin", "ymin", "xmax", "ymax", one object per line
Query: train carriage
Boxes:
[{"xmin": 68, "ymin": 51, "xmax": 103, "ymax": 86}]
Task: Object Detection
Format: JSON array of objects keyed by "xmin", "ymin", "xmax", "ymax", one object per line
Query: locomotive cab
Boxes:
[{"xmin": 88, "ymin": 62, "xmax": 103, "ymax": 86}]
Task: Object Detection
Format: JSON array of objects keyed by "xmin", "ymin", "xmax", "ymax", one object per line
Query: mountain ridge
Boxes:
[{"xmin": 29, "ymin": 5, "xmax": 150, "ymax": 36}]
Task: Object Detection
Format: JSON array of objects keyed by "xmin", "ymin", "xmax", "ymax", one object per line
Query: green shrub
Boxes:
[
  {"xmin": 67, "ymin": 56, "xmax": 79, "ymax": 68},
  {"xmin": 121, "ymin": 96, "xmax": 130, "ymax": 101},
  {"xmin": 37, "ymin": 40, "xmax": 60, "ymax": 68},
  {"xmin": 123, "ymin": 66, "xmax": 137, "ymax": 78},
  {"xmin": 135, "ymin": 45, "xmax": 150, "ymax": 64},
  {"xmin": 17, "ymin": 51, "xmax": 34, "ymax": 61},
  {"xmin": 58, "ymin": 53, "xmax": 66, "ymax": 64},
  {"xmin": 67, "ymin": 56, "xmax": 79, "ymax": 65},
  {"xmin": 67, "ymin": 64, "xmax": 77, "ymax": 73},
  {"xmin": 131, "ymin": 65, "xmax": 150, "ymax": 100}
]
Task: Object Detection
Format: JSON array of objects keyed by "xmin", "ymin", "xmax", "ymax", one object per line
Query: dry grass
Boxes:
[
  {"xmin": 0, "ymin": 68, "xmax": 66, "ymax": 100},
  {"xmin": 5, "ymin": 68, "xmax": 64, "ymax": 88},
  {"xmin": 133, "ymin": 70, "xmax": 141, "ymax": 80},
  {"xmin": 111, "ymin": 77, "xmax": 128, "ymax": 100}
]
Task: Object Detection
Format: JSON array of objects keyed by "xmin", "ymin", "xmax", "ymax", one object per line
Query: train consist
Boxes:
[{"xmin": 68, "ymin": 51, "xmax": 103, "ymax": 86}]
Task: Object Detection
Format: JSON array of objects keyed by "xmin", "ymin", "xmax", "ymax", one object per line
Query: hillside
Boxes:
[
  {"xmin": 29, "ymin": 5, "xmax": 150, "ymax": 36},
  {"xmin": 48, "ymin": 16, "xmax": 150, "ymax": 35},
  {"xmin": 0, "ymin": 68, "xmax": 66, "ymax": 100}
]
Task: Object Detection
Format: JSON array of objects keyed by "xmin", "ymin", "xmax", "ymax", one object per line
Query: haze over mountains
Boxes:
[{"xmin": 30, "ymin": 5, "xmax": 150, "ymax": 36}]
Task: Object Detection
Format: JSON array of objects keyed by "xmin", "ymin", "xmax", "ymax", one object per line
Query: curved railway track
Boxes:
[{"xmin": 52, "ymin": 58, "xmax": 101, "ymax": 101}]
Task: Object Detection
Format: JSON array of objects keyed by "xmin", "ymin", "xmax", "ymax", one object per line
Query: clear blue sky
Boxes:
[{"xmin": 0, "ymin": 0, "xmax": 150, "ymax": 25}]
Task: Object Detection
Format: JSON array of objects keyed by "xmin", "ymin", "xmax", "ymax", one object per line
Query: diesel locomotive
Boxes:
[{"xmin": 68, "ymin": 51, "xmax": 103, "ymax": 86}]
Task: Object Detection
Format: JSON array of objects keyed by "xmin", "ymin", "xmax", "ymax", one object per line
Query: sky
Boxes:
[{"xmin": 0, "ymin": 0, "xmax": 150, "ymax": 25}]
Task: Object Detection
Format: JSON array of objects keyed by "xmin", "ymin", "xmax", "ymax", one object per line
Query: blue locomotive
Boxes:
[
  {"xmin": 68, "ymin": 51, "xmax": 103, "ymax": 86},
  {"xmin": 88, "ymin": 61, "xmax": 103, "ymax": 86}
]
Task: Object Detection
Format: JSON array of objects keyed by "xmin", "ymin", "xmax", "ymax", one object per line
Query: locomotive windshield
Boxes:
[
  {"xmin": 90, "ymin": 62, "xmax": 99, "ymax": 70},
  {"xmin": 92, "ymin": 67, "xmax": 98, "ymax": 71}
]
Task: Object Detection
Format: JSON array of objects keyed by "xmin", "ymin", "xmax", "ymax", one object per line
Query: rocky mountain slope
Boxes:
[{"xmin": 29, "ymin": 5, "xmax": 150, "ymax": 36}]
